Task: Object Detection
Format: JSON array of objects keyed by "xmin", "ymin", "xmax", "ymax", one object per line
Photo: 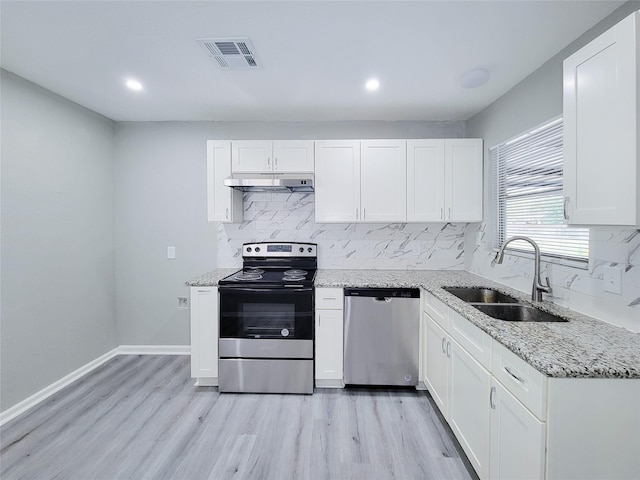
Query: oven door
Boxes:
[{"xmin": 219, "ymin": 286, "xmax": 313, "ymax": 340}]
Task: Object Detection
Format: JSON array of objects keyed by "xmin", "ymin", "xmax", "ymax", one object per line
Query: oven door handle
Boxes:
[{"xmin": 218, "ymin": 286, "xmax": 314, "ymax": 294}]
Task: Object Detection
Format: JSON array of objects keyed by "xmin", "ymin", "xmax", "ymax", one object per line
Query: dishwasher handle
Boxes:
[{"xmin": 344, "ymin": 288, "xmax": 420, "ymax": 299}]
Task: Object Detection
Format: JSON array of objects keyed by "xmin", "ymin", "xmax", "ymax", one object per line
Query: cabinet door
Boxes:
[
  {"xmin": 314, "ymin": 140, "xmax": 361, "ymax": 222},
  {"xmin": 315, "ymin": 309, "xmax": 344, "ymax": 382},
  {"xmin": 449, "ymin": 339, "xmax": 491, "ymax": 479},
  {"xmin": 361, "ymin": 140, "xmax": 407, "ymax": 222},
  {"xmin": 445, "ymin": 139, "xmax": 483, "ymax": 222},
  {"xmin": 424, "ymin": 313, "xmax": 450, "ymax": 419},
  {"xmin": 190, "ymin": 287, "xmax": 219, "ymax": 383},
  {"xmin": 231, "ymin": 140, "xmax": 272, "ymax": 172},
  {"xmin": 490, "ymin": 379, "xmax": 545, "ymax": 480},
  {"xmin": 207, "ymin": 141, "xmax": 243, "ymax": 223},
  {"xmin": 563, "ymin": 12, "xmax": 639, "ymax": 225},
  {"xmin": 273, "ymin": 140, "xmax": 314, "ymax": 172},
  {"xmin": 407, "ymin": 140, "xmax": 446, "ymax": 222}
]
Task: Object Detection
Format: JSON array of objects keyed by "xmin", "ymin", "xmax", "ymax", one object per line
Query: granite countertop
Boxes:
[
  {"xmin": 187, "ymin": 268, "xmax": 640, "ymax": 379},
  {"xmin": 316, "ymin": 269, "xmax": 640, "ymax": 379},
  {"xmin": 186, "ymin": 268, "xmax": 239, "ymax": 287}
]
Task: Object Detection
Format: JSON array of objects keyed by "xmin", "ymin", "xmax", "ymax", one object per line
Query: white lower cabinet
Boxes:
[
  {"xmin": 490, "ymin": 379, "xmax": 545, "ymax": 480},
  {"xmin": 315, "ymin": 288, "xmax": 344, "ymax": 387},
  {"xmin": 190, "ymin": 286, "xmax": 219, "ymax": 386},
  {"xmin": 450, "ymin": 340, "xmax": 491, "ymax": 479},
  {"xmin": 424, "ymin": 292, "xmax": 535, "ymax": 480},
  {"xmin": 424, "ymin": 291, "xmax": 639, "ymax": 480},
  {"xmin": 315, "ymin": 309, "xmax": 343, "ymax": 385},
  {"xmin": 424, "ymin": 312, "xmax": 450, "ymax": 417}
]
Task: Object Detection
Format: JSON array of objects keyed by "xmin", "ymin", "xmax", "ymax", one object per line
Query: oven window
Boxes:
[
  {"xmin": 241, "ymin": 303, "xmax": 295, "ymax": 337},
  {"xmin": 219, "ymin": 288, "xmax": 313, "ymax": 340}
]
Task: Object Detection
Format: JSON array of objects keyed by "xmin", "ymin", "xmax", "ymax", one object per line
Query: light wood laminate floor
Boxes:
[{"xmin": 1, "ymin": 355, "xmax": 477, "ymax": 480}]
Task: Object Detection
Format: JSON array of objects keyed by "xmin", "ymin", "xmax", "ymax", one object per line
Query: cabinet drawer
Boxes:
[
  {"xmin": 450, "ymin": 311, "xmax": 492, "ymax": 370},
  {"xmin": 492, "ymin": 340, "xmax": 547, "ymax": 420},
  {"xmin": 316, "ymin": 288, "xmax": 344, "ymax": 310},
  {"xmin": 423, "ymin": 292, "xmax": 448, "ymax": 330}
]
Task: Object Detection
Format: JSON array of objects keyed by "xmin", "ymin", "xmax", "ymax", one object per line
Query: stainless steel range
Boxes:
[{"xmin": 217, "ymin": 242, "xmax": 317, "ymax": 394}]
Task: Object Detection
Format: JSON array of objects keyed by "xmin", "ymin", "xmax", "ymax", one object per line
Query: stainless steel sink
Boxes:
[
  {"xmin": 472, "ymin": 304, "xmax": 568, "ymax": 323},
  {"xmin": 442, "ymin": 286, "xmax": 568, "ymax": 322},
  {"xmin": 443, "ymin": 287, "xmax": 520, "ymax": 304}
]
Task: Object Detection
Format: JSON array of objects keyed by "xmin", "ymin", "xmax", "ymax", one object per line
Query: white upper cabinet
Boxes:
[
  {"xmin": 407, "ymin": 139, "xmax": 483, "ymax": 222},
  {"xmin": 315, "ymin": 140, "xmax": 407, "ymax": 223},
  {"xmin": 314, "ymin": 140, "xmax": 361, "ymax": 223},
  {"xmin": 231, "ymin": 140, "xmax": 314, "ymax": 173},
  {"xmin": 445, "ymin": 139, "xmax": 483, "ymax": 222},
  {"xmin": 231, "ymin": 140, "xmax": 272, "ymax": 172},
  {"xmin": 563, "ymin": 11, "xmax": 639, "ymax": 226},
  {"xmin": 272, "ymin": 140, "xmax": 315, "ymax": 172},
  {"xmin": 407, "ymin": 140, "xmax": 446, "ymax": 221},
  {"xmin": 315, "ymin": 138, "xmax": 482, "ymax": 223},
  {"xmin": 207, "ymin": 140, "xmax": 243, "ymax": 223},
  {"xmin": 361, "ymin": 140, "xmax": 407, "ymax": 222}
]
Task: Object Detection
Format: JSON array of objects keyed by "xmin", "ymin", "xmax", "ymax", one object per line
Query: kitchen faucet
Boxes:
[{"xmin": 494, "ymin": 236, "xmax": 551, "ymax": 302}]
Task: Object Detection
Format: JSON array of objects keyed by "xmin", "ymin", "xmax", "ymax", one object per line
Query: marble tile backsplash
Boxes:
[
  {"xmin": 217, "ymin": 192, "xmax": 468, "ymax": 270},
  {"xmin": 466, "ymin": 223, "xmax": 640, "ymax": 332}
]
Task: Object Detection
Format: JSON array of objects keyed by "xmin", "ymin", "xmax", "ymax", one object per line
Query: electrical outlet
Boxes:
[
  {"xmin": 167, "ymin": 246, "xmax": 176, "ymax": 259},
  {"xmin": 177, "ymin": 297, "xmax": 188, "ymax": 308},
  {"xmin": 603, "ymin": 266, "xmax": 622, "ymax": 295}
]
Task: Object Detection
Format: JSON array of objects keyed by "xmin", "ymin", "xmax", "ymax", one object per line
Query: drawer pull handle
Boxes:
[
  {"xmin": 323, "ymin": 297, "xmax": 337, "ymax": 300},
  {"xmin": 505, "ymin": 366, "xmax": 525, "ymax": 383},
  {"xmin": 441, "ymin": 337, "xmax": 447, "ymax": 354},
  {"xmin": 490, "ymin": 386, "xmax": 496, "ymax": 409},
  {"xmin": 446, "ymin": 341, "xmax": 451, "ymax": 358}
]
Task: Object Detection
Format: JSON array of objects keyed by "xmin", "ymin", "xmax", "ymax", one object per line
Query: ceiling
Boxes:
[{"xmin": 0, "ymin": 1, "xmax": 626, "ymax": 122}]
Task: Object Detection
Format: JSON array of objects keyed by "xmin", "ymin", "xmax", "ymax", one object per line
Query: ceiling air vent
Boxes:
[{"xmin": 196, "ymin": 37, "xmax": 261, "ymax": 70}]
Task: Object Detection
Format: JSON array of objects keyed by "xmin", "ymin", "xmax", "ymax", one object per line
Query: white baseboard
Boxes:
[
  {"xmin": 315, "ymin": 379, "xmax": 345, "ymax": 388},
  {"xmin": 0, "ymin": 345, "xmax": 191, "ymax": 426},
  {"xmin": 194, "ymin": 377, "xmax": 218, "ymax": 387},
  {"xmin": 0, "ymin": 347, "xmax": 119, "ymax": 427},
  {"xmin": 117, "ymin": 345, "xmax": 190, "ymax": 355}
]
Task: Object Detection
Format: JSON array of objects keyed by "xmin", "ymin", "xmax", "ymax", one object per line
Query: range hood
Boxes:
[{"xmin": 224, "ymin": 173, "xmax": 314, "ymax": 192}]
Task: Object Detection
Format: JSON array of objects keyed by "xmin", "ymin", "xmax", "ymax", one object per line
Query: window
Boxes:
[{"xmin": 490, "ymin": 117, "xmax": 589, "ymax": 263}]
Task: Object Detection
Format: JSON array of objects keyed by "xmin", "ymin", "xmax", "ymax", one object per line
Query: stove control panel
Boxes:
[{"xmin": 243, "ymin": 242, "xmax": 316, "ymax": 258}]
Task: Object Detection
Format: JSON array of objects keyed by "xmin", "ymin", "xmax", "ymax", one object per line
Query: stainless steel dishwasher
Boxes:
[{"xmin": 343, "ymin": 288, "xmax": 420, "ymax": 386}]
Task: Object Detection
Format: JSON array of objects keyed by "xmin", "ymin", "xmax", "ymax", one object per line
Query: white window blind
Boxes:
[{"xmin": 490, "ymin": 118, "xmax": 589, "ymax": 262}]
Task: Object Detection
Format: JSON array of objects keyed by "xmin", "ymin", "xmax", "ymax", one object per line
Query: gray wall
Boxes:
[
  {"xmin": 1, "ymin": 70, "xmax": 117, "ymax": 411},
  {"xmin": 465, "ymin": 2, "xmax": 640, "ymax": 332},
  {"xmin": 114, "ymin": 123, "xmax": 217, "ymax": 345},
  {"xmin": 113, "ymin": 120, "xmax": 465, "ymax": 345},
  {"xmin": 467, "ymin": 2, "xmax": 639, "ymax": 153}
]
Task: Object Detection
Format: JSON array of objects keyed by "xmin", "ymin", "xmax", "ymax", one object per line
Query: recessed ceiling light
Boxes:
[
  {"xmin": 461, "ymin": 68, "xmax": 490, "ymax": 89},
  {"xmin": 365, "ymin": 78, "xmax": 380, "ymax": 92},
  {"xmin": 125, "ymin": 79, "xmax": 143, "ymax": 92}
]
